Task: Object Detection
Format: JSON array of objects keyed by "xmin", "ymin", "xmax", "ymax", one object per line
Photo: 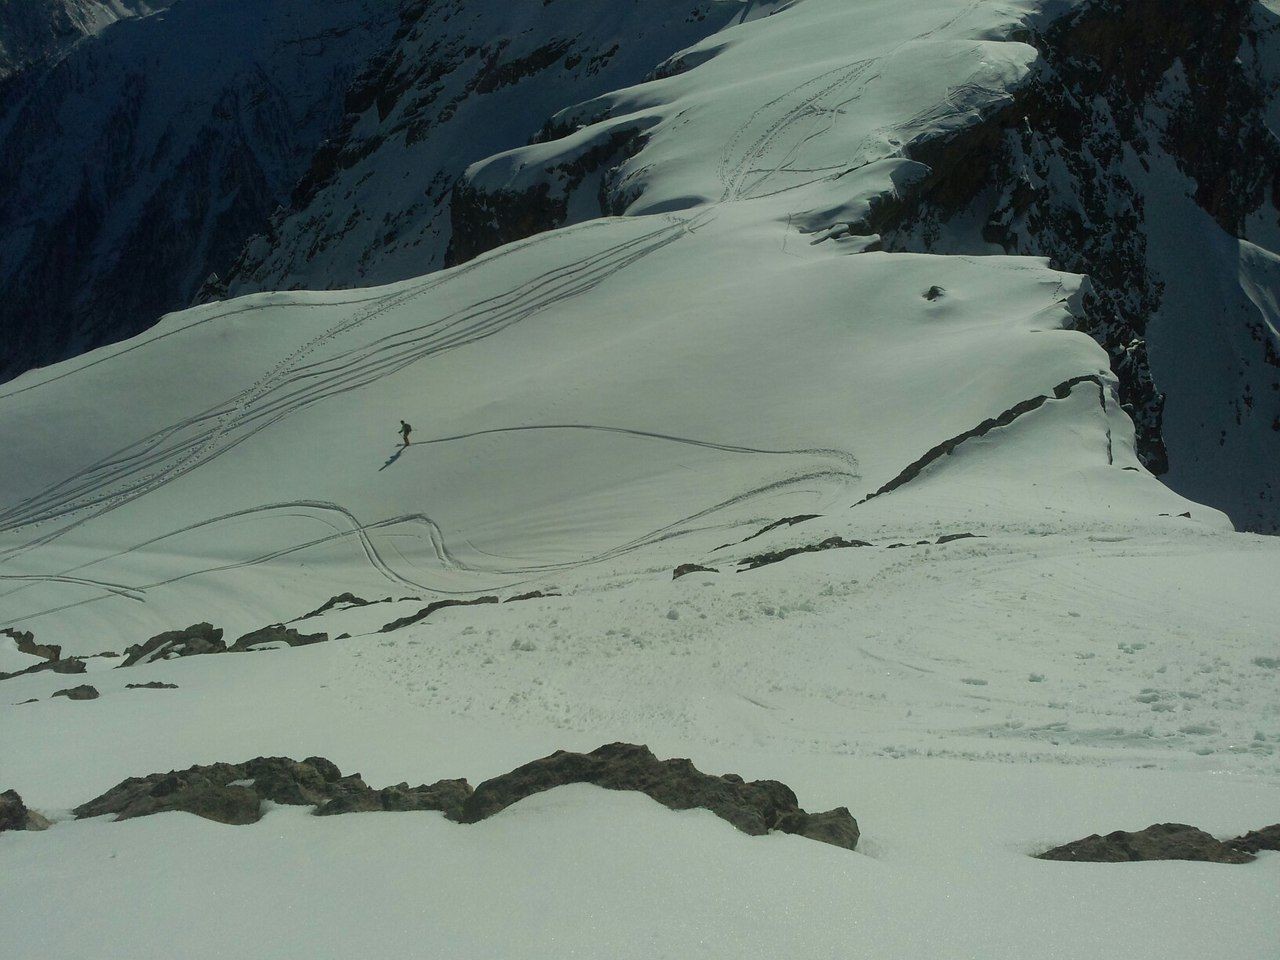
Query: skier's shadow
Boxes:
[{"xmin": 379, "ymin": 446, "xmax": 407, "ymax": 472}]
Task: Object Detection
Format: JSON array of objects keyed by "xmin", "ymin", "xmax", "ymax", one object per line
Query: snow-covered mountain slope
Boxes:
[
  {"xmin": 2, "ymin": 2, "xmax": 1278, "ymax": 957},
  {"xmin": 0, "ymin": 0, "xmax": 172, "ymax": 79},
  {"xmin": 218, "ymin": 0, "xmax": 745, "ymax": 297},
  {"xmin": 449, "ymin": 0, "xmax": 1280, "ymax": 532},
  {"xmin": 0, "ymin": 0, "xmax": 394, "ymax": 380}
]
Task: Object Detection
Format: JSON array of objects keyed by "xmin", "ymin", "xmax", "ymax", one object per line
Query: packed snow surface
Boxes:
[{"xmin": 1, "ymin": 1, "xmax": 1276, "ymax": 957}]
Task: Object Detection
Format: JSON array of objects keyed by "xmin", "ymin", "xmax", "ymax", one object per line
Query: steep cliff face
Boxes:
[
  {"xmin": 219, "ymin": 0, "xmax": 742, "ymax": 296},
  {"xmin": 0, "ymin": 0, "xmax": 393, "ymax": 381},
  {"xmin": 0, "ymin": 0, "xmax": 172, "ymax": 79},
  {"xmin": 863, "ymin": 0, "xmax": 1280, "ymax": 531}
]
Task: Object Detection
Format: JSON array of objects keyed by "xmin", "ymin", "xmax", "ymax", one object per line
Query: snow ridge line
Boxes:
[{"xmin": 854, "ymin": 374, "xmax": 1108, "ymax": 506}]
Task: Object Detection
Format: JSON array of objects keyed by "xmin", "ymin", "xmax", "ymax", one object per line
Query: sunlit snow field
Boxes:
[{"xmin": 1, "ymin": 0, "xmax": 1277, "ymax": 957}]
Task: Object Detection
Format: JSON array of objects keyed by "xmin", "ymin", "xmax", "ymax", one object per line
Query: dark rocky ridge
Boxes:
[
  {"xmin": 71, "ymin": 744, "xmax": 859, "ymax": 850},
  {"xmin": 74, "ymin": 756, "xmax": 469, "ymax": 825},
  {"xmin": 453, "ymin": 742, "xmax": 860, "ymax": 850}
]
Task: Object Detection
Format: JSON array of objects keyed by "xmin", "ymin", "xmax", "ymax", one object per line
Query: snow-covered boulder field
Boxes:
[{"xmin": 1, "ymin": 1, "xmax": 1277, "ymax": 957}]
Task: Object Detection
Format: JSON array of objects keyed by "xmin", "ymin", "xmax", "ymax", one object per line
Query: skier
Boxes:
[{"xmin": 399, "ymin": 420, "xmax": 412, "ymax": 447}]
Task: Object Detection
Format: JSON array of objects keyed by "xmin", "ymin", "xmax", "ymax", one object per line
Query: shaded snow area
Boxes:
[{"xmin": 1, "ymin": 1, "xmax": 1277, "ymax": 958}]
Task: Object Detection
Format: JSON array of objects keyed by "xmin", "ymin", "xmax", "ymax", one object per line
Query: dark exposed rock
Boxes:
[
  {"xmin": 717, "ymin": 515, "xmax": 822, "ymax": 551},
  {"xmin": 74, "ymin": 756, "xmax": 471, "ymax": 825},
  {"xmin": 69, "ymin": 746, "xmax": 858, "ymax": 851},
  {"xmin": 229, "ymin": 625, "xmax": 328, "ymax": 653},
  {"xmin": 855, "ymin": 376, "xmax": 1108, "ymax": 506},
  {"xmin": 505, "ymin": 590, "xmax": 560, "ymax": 603},
  {"xmin": 452, "ymin": 742, "xmax": 859, "ymax": 850},
  {"xmin": 298, "ymin": 593, "xmax": 371, "ymax": 621},
  {"xmin": 125, "ymin": 682, "xmax": 179, "ymax": 690},
  {"xmin": 673, "ymin": 563, "xmax": 718, "ymax": 580},
  {"xmin": 379, "ymin": 596, "xmax": 499, "ymax": 633},
  {"xmin": 315, "ymin": 778, "xmax": 472, "ymax": 817},
  {"xmin": 119, "ymin": 623, "xmax": 225, "ymax": 667},
  {"xmin": 0, "ymin": 656, "xmax": 86, "ymax": 682},
  {"xmin": 0, "ymin": 789, "xmax": 50, "ymax": 832},
  {"xmin": 739, "ymin": 536, "xmax": 874, "ymax": 572},
  {"xmin": 51, "ymin": 684, "xmax": 99, "ymax": 701},
  {"xmin": 446, "ymin": 126, "xmax": 646, "ymax": 267},
  {"xmin": 2, "ymin": 627, "xmax": 59, "ymax": 662},
  {"xmin": 1228, "ymin": 823, "xmax": 1280, "ymax": 854},
  {"xmin": 1037, "ymin": 822, "xmax": 1256, "ymax": 864},
  {"xmin": 936, "ymin": 533, "xmax": 983, "ymax": 545}
]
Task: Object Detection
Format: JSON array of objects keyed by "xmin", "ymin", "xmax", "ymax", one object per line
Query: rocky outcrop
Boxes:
[
  {"xmin": 0, "ymin": 789, "xmax": 51, "ymax": 832},
  {"xmin": 379, "ymin": 596, "xmax": 499, "ymax": 633},
  {"xmin": 673, "ymin": 563, "xmax": 718, "ymax": 580},
  {"xmin": 298, "ymin": 593, "xmax": 372, "ymax": 621},
  {"xmin": 51, "ymin": 684, "xmax": 99, "ymax": 701},
  {"xmin": 229, "ymin": 625, "xmax": 328, "ymax": 653},
  {"xmin": 452, "ymin": 742, "xmax": 860, "ymax": 850},
  {"xmin": 739, "ymin": 536, "xmax": 874, "ymax": 572},
  {"xmin": 446, "ymin": 126, "xmax": 647, "ymax": 266},
  {"xmin": 73, "ymin": 756, "xmax": 466, "ymax": 826},
  {"xmin": 1227, "ymin": 823, "xmax": 1280, "ymax": 854},
  {"xmin": 504, "ymin": 590, "xmax": 559, "ymax": 603},
  {"xmin": 125, "ymin": 681, "xmax": 178, "ymax": 690},
  {"xmin": 119, "ymin": 623, "xmax": 225, "ymax": 667},
  {"xmin": 71, "ymin": 745, "xmax": 859, "ymax": 850},
  {"xmin": 314, "ymin": 778, "xmax": 472, "ymax": 817},
  {"xmin": 0, "ymin": 655, "xmax": 86, "ymax": 682},
  {"xmin": 855, "ymin": 377, "xmax": 1110, "ymax": 506},
  {"xmin": 1037, "ymin": 822, "xmax": 1260, "ymax": 863},
  {"xmin": 1, "ymin": 627, "xmax": 59, "ymax": 662}
]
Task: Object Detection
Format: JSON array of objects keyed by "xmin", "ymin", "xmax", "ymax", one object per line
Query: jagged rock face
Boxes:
[
  {"xmin": 0, "ymin": 0, "xmax": 173, "ymax": 80},
  {"xmin": 876, "ymin": 0, "xmax": 1280, "ymax": 531},
  {"xmin": 0, "ymin": 0, "xmax": 394, "ymax": 382},
  {"xmin": 221, "ymin": 0, "xmax": 740, "ymax": 294},
  {"xmin": 1037, "ymin": 822, "xmax": 1259, "ymax": 863}
]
